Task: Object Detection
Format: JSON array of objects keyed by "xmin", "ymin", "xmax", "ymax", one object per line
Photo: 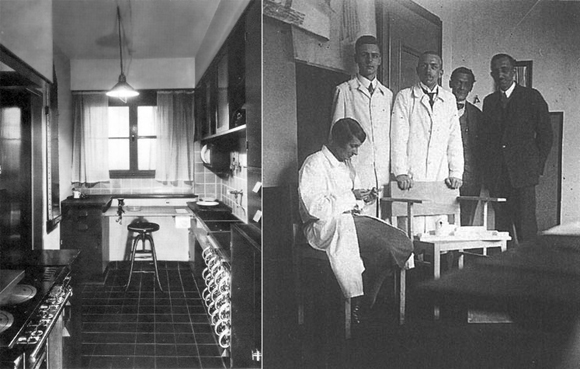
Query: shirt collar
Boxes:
[
  {"xmin": 357, "ymin": 74, "xmax": 376, "ymax": 90},
  {"xmin": 321, "ymin": 145, "xmax": 343, "ymax": 168},
  {"xmin": 502, "ymin": 82, "xmax": 516, "ymax": 98},
  {"xmin": 419, "ymin": 82, "xmax": 438, "ymax": 94}
]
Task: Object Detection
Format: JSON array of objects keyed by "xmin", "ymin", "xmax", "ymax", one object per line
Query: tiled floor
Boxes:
[{"xmin": 80, "ymin": 262, "xmax": 227, "ymax": 369}]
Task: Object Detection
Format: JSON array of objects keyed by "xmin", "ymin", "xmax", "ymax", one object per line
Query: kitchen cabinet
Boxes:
[
  {"xmin": 60, "ymin": 196, "xmax": 112, "ymax": 283},
  {"xmin": 231, "ymin": 223, "xmax": 261, "ymax": 368}
]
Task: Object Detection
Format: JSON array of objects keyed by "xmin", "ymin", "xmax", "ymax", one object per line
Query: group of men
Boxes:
[{"xmin": 298, "ymin": 35, "xmax": 553, "ymax": 323}]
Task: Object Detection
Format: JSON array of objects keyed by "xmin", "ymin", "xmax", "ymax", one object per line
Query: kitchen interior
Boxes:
[
  {"xmin": 0, "ymin": 0, "xmax": 260, "ymax": 369},
  {"xmin": 263, "ymin": 0, "xmax": 580, "ymax": 368}
]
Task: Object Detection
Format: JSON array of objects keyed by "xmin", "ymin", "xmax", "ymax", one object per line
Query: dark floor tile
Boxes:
[
  {"xmin": 82, "ymin": 355, "xmax": 92, "ymax": 368},
  {"xmin": 192, "ymin": 325, "xmax": 213, "ymax": 334},
  {"xmin": 136, "ymin": 333, "xmax": 155, "ymax": 344},
  {"xmin": 135, "ymin": 343, "xmax": 155, "ymax": 356},
  {"xmin": 194, "ymin": 334, "xmax": 217, "ymax": 345},
  {"xmin": 196, "ymin": 344, "xmax": 221, "ymax": 357},
  {"xmin": 174, "ymin": 324, "xmax": 194, "ymax": 334},
  {"xmin": 133, "ymin": 356, "xmax": 156, "ymax": 369},
  {"xmin": 190, "ymin": 315, "xmax": 209, "ymax": 324},
  {"xmin": 110, "ymin": 356, "xmax": 134, "ymax": 368},
  {"xmin": 156, "ymin": 356, "xmax": 178, "ymax": 368},
  {"xmin": 177, "ymin": 356, "xmax": 202, "ymax": 368},
  {"xmin": 155, "ymin": 322, "xmax": 176, "ymax": 333},
  {"xmin": 139, "ymin": 305, "xmax": 155, "ymax": 314},
  {"xmin": 94, "ymin": 343, "xmax": 135, "ymax": 356},
  {"xmin": 89, "ymin": 355, "xmax": 113, "ymax": 369},
  {"xmin": 156, "ymin": 344, "xmax": 177, "ymax": 356},
  {"xmin": 118, "ymin": 322, "xmax": 138, "ymax": 333},
  {"xmin": 156, "ymin": 313, "xmax": 173, "ymax": 323},
  {"xmin": 199, "ymin": 357, "xmax": 226, "ymax": 369},
  {"xmin": 172, "ymin": 306, "xmax": 189, "ymax": 314},
  {"xmin": 175, "ymin": 344, "xmax": 198, "ymax": 357},
  {"xmin": 108, "ymin": 332, "xmax": 136, "ymax": 343},
  {"xmin": 175, "ymin": 334, "xmax": 196, "ymax": 344},
  {"xmin": 136, "ymin": 322, "xmax": 155, "ymax": 333},
  {"xmin": 156, "ymin": 333, "xmax": 176, "ymax": 344},
  {"xmin": 172, "ymin": 314, "xmax": 191, "ymax": 323},
  {"xmin": 82, "ymin": 343, "xmax": 97, "ymax": 355}
]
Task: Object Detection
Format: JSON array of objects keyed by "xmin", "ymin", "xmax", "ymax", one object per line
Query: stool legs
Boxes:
[{"xmin": 125, "ymin": 231, "xmax": 164, "ymax": 292}]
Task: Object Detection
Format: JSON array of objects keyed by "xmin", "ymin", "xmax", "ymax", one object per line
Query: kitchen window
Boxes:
[{"xmin": 108, "ymin": 91, "xmax": 157, "ymax": 178}]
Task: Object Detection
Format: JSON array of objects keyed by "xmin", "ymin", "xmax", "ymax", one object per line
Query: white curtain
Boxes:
[
  {"xmin": 71, "ymin": 93, "xmax": 110, "ymax": 183},
  {"xmin": 155, "ymin": 91, "xmax": 195, "ymax": 182}
]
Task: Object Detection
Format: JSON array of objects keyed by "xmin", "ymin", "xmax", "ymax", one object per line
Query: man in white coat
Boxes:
[
  {"xmin": 391, "ymin": 51, "xmax": 464, "ymax": 233},
  {"xmin": 299, "ymin": 118, "xmax": 413, "ymax": 324},
  {"xmin": 331, "ymin": 35, "xmax": 392, "ymax": 216}
]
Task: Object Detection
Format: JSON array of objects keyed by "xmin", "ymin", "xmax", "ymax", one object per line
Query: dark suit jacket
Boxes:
[
  {"xmin": 480, "ymin": 84, "xmax": 552, "ymax": 190},
  {"xmin": 460, "ymin": 102, "xmax": 483, "ymax": 185}
]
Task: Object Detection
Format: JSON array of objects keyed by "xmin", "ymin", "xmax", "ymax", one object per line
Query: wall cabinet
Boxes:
[{"xmin": 60, "ymin": 196, "xmax": 112, "ymax": 283}]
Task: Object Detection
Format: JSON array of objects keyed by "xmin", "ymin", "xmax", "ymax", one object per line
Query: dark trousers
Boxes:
[
  {"xmin": 353, "ymin": 216, "xmax": 413, "ymax": 308},
  {"xmin": 459, "ymin": 175, "xmax": 481, "ymax": 226},
  {"xmin": 490, "ymin": 170, "xmax": 538, "ymax": 242}
]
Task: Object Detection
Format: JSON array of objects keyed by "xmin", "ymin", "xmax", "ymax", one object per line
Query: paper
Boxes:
[
  {"xmin": 253, "ymin": 210, "xmax": 262, "ymax": 222},
  {"xmin": 175, "ymin": 209, "xmax": 188, "ymax": 214},
  {"xmin": 175, "ymin": 216, "xmax": 191, "ymax": 229},
  {"xmin": 252, "ymin": 182, "xmax": 262, "ymax": 193}
]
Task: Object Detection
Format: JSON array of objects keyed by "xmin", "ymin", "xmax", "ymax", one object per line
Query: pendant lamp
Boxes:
[{"xmin": 106, "ymin": 6, "xmax": 139, "ymax": 102}]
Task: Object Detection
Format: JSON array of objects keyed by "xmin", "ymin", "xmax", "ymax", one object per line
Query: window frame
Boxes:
[{"xmin": 108, "ymin": 90, "xmax": 157, "ymax": 179}]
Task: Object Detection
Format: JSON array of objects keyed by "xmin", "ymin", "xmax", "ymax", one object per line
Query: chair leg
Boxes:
[
  {"xmin": 344, "ymin": 298, "xmax": 351, "ymax": 340},
  {"xmin": 125, "ymin": 233, "xmax": 141, "ymax": 291},
  {"xmin": 147, "ymin": 234, "xmax": 164, "ymax": 292},
  {"xmin": 399, "ymin": 269, "xmax": 406, "ymax": 325}
]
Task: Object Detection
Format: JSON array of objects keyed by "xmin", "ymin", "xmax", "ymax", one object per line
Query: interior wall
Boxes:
[
  {"xmin": 0, "ymin": 0, "xmax": 53, "ymax": 81},
  {"xmin": 413, "ymin": 0, "xmax": 580, "ymax": 224}
]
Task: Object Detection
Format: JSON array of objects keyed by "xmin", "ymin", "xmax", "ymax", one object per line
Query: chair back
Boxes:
[{"xmin": 383, "ymin": 181, "xmax": 460, "ymax": 219}]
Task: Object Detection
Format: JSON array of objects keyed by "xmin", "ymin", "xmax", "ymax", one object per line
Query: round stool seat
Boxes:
[{"xmin": 128, "ymin": 222, "xmax": 160, "ymax": 233}]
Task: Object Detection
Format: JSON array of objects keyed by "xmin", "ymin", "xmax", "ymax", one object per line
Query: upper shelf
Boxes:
[{"xmin": 201, "ymin": 124, "xmax": 246, "ymax": 142}]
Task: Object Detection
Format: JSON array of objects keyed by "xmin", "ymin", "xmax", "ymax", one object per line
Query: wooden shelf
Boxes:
[{"xmin": 201, "ymin": 124, "xmax": 246, "ymax": 141}]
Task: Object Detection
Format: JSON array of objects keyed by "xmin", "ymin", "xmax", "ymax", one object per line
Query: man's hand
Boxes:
[
  {"xmin": 396, "ymin": 174, "xmax": 414, "ymax": 190},
  {"xmin": 353, "ymin": 188, "xmax": 378, "ymax": 204},
  {"xmin": 445, "ymin": 177, "xmax": 463, "ymax": 189}
]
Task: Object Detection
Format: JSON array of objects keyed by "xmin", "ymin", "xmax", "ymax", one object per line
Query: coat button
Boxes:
[{"xmin": 502, "ymin": 145, "xmax": 507, "ymax": 149}]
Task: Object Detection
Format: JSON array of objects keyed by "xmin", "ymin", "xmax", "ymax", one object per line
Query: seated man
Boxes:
[{"xmin": 298, "ymin": 117, "xmax": 414, "ymax": 323}]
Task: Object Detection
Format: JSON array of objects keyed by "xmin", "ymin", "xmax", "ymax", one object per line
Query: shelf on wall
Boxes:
[{"xmin": 201, "ymin": 124, "xmax": 246, "ymax": 142}]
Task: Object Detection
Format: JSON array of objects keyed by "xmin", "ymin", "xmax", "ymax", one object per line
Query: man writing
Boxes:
[{"xmin": 331, "ymin": 35, "xmax": 392, "ymax": 216}]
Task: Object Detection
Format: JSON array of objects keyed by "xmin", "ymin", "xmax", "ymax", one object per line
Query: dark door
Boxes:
[
  {"xmin": 0, "ymin": 86, "xmax": 34, "ymax": 250},
  {"xmin": 377, "ymin": 0, "xmax": 442, "ymax": 96}
]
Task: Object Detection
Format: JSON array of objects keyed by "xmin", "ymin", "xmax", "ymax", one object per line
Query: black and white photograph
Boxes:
[{"xmin": 1, "ymin": 0, "xmax": 579, "ymax": 368}]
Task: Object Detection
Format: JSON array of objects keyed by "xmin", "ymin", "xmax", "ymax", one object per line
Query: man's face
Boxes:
[
  {"xmin": 416, "ymin": 53, "xmax": 443, "ymax": 89},
  {"xmin": 449, "ymin": 72, "xmax": 474, "ymax": 102},
  {"xmin": 334, "ymin": 136, "xmax": 362, "ymax": 162},
  {"xmin": 490, "ymin": 57, "xmax": 516, "ymax": 91},
  {"xmin": 355, "ymin": 43, "xmax": 381, "ymax": 80}
]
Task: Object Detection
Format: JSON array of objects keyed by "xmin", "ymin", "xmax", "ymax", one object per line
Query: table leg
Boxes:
[{"xmin": 434, "ymin": 245, "xmax": 441, "ymax": 319}]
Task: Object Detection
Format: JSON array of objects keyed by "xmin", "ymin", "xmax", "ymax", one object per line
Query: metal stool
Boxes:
[{"xmin": 125, "ymin": 222, "xmax": 163, "ymax": 291}]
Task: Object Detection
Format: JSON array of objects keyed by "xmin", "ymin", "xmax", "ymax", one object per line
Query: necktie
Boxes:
[
  {"xmin": 368, "ymin": 83, "xmax": 375, "ymax": 95},
  {"xmin": 457, "ymin": 102, "xmax": 465, "ymax": 110},
  {"xmin": 422, "ymin": 88, "xmax": 435, "ymax": 107},
  {"xmin": 501, "ymin": 91, "xmax": 509, "ymax": 109}
]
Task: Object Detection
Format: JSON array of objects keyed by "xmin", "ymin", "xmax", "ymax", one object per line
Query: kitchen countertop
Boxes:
[
  {"xmin": 0, "ymin": 249, "xmax": 81, "ymax": 268},
  {"xmin": 103, "ymin": 206, "xmax": 193, "ymax": 217}
]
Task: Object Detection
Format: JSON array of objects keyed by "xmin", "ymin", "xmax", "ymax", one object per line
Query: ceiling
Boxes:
[{"xmin": 53, "ymin": 0, "xmax": 220, "ymax": 60}]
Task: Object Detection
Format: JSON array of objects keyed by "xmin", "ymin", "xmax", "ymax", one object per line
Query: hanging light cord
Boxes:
[{"xmin": 116, "ymin": 6, "xmax": 124, "ymax": 76}]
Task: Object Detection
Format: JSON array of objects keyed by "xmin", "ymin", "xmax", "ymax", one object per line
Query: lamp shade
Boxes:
[{"xmin": 106, "ymin": 73, "xmax": 139, "ymax": 98}]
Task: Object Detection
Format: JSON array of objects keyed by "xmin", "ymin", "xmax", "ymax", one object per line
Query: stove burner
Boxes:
[
  {"xmin": 1, "ymin": 285, "xmax": 37, "ymax": 306},
  {"xmin": 0, "ymin": 311, "xmax": 14, "ymax": 334}
]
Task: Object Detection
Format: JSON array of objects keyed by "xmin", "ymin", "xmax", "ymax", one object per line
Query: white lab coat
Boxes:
[
  {"xmin": 298, "ymin": 146, "xmax": 366, "ymax": 298},
  {"xmin": 331, "ymin": 76, "xmax": 393, "ymax": 215},
  {"xmin": 391, "ymin": 83, "xmax": 464, "ymax": 181}
]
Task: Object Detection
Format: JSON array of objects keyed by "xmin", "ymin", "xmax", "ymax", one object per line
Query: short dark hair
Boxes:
[
  {"xmin": 451, "ymin": 67, "xmax": 476, "ymax": 83},
  {"xmin": 419, "ymin": 51, "xmax": 442, "ymax": 62},
  {"xmin": 331, "ymin": 118, "xmax": 366, "ymax": 146},
  {"xmin": 491, "ymin": 53, "xmax": 516, "ymax": 68},
  {"xmin": 355, "ymin": 35, "xmax": 379, "ymax": 54}
]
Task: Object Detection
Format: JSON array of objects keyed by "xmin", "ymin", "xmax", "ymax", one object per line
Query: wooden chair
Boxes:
[{"xmin": 381, "ymin": 181, "xmax": 511, "ymax": 319}]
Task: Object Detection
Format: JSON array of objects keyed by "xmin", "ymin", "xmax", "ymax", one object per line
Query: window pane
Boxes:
[
  {"xmin": 109, "ymin": 139, "xmax": 130, "ymax": 170},
  {"xmin": 138, "ymin": 138, "xmax": 156, "ymax": 170},
  {"xmin": 138, "ymin": 106, "xmax": 156, "ymax": 136},
  {"xmin": 109, "ymin": 107, "xmax": 130, "ymax": 137}
]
